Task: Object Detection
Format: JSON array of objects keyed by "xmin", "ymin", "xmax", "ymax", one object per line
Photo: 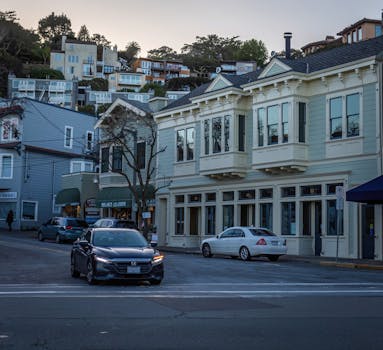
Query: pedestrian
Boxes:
[{"xmin": 6, "ymin": 209, "xmax": 14, "ymax": 231}]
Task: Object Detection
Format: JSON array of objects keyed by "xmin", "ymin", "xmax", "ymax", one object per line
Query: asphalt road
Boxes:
[{"xmin": 0, "ymin": 232, "xmax": 382, "ymax": 350}]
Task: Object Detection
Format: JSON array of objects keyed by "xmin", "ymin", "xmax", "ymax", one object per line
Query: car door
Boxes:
[
  {"xmin": 227, "ymin": 229, "xmax": 246, "ymax": 255},
  {"xmin": 214, "ymin": 229, "xmax": 235, "ymax": 255},
  {"xmin": 47, "ymin": 217, "xmax": 60, "ymax": 240}
]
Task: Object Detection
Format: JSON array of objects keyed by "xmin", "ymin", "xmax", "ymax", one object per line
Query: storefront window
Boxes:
[
  {"xmin": 301, "ymin": 185, "xmax": 322, "ymax": 196},
  {"xmin": 260, "ymin": 188, "xmax": 273, "ymax": 199},
  {"xmin": 260, "ymin": 203, "xmax": 273, "ymax": 230},
  {"xmin": 327, "ymin": 200, "xmax": 343, "ymax": 236},
  {"xmin": 175, "ymin": 207, "xmax": 184, "ymax": 235},
  {"xmin": 205, "ymin": 193, "xmax": 216, "ymax": 202},
  {"xmin": 22, "ymin": 201, "xmax": 37, "ymax": 220},
  {"xmin": 281, "ymin": 187, "xmax": 296, "ymax": 197},
  {"xmin": 223, "ymin": 191, "xmax": 234, "ymax": 201},
  {"xmin": 223, "ymin": 205, "xmax": 234, "ymax": 229},
  {"xmin": 239, "ymin": 190, "xmax": 255, "ymax": 200},
  {"xmin": 281, "ymin": 202, "xmax": 296, "ymax": 235},
  {"xmin": 205, "ymin": 206, "xmax": 216, "ymax": 235}
]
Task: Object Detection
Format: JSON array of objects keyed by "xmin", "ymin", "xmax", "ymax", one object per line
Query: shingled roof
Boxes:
[{"xmin": 160, "ymin": 35, "xmax": 383, "ymax": 112}]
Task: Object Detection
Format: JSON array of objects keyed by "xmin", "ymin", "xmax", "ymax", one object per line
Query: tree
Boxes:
[
  {"xmin": 118, "ymin": 41, "xmax": 141, "ymax": 67},
  {"xmin": 99, "ymin": 105, "xmax": 170, "ymax": 237},
  {"xmin": 25, "ymin": 66, "xmax": 64, "ymax": 80},
  {"xmin": 91, "ymin": 33, "xmax": 111, "ymax": 47},
  {"xmin": 139, "ymin": 83, "xmax": 166, "ymax": 97},
  {"xmin": 236, "ymin": 39, "xmax": 268, "ymax": 66},
  {"xmin": 38, "ymin": 12, "xmax": 75, "ymax": 49},
  {"xmin": 181, "ymin": 34, "xmax": 242, "ymax": 74},
  {"xmin": 147, "ymin": 46, "xmax": 178, "ymax": 60},
  {"xmin": 78, "ymin": 78, "xmax": 108, "ymax": 91},
  {"xmin": 165, "ymin": 76, "xmax": 209, "ymax": 91},
  {"xmin": 77, "ymin": 25, "xmax": 90, "ymax": 42}
]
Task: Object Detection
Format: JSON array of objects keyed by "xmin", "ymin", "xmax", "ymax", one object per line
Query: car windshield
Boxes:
[
  {"xmin": 249, "ymin": 228, "xmax": 276, "ymax": 236},
  {"xmin": 66, "ymin": 219, "xmax": 88, "ymax": 228},
  {"xmin": 92, "ymin": 229, "xmax": 148, "ymax": 248}
]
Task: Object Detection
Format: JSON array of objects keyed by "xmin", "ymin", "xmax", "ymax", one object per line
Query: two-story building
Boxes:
[
  {"xmin": 153, "ymin": 35, "xmax": 383, "ymax": 261},
  {"xmin": 0, "ymin": 99, "xmax": 98, "ymax": 230}
]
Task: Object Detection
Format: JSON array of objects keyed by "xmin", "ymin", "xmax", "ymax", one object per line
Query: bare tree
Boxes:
[{"xmin": 98, "ymin": 104, "xmax": 170, "ymax": 237}]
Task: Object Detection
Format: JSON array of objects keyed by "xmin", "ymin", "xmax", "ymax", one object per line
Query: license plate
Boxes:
[
  {"xmin": 271, "ymin": 241, "xmax": 279, "ymax": 246},
  {"xmin": 127, "ymin": 266, "xmax": 141, "ymax": 274}
]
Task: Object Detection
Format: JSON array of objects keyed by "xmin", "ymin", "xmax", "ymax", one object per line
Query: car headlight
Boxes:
[
  {"xmin": 151, "ymin": 254, "xmax": 164, "ymax": 266},
  {"xmin": 95, "ymin": 256, "xmax": 111, "ymax": 264}
]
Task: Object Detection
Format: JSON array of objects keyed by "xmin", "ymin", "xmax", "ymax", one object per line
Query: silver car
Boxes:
[{"xmin": 201, "ymin": 226, "xmax": 287, "ymax": 261}]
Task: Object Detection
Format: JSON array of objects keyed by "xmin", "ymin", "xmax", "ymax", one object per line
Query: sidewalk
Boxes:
[
  {"xmin": 157, "ymin": 245, "xmax": 383, "ymax": 271},
  {"xmin": 2, "ymin": 229, "xmax": 383, "ymax": 271}
]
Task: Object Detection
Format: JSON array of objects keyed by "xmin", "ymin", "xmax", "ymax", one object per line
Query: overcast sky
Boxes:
[{"xmin": 2, "ymin": 0, "xmax": 382, "ymax": 56}]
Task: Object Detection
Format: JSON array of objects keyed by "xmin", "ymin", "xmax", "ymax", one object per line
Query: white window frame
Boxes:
[
  {"xmin": 0, "ymin": 153, "xmax": 13, "ymax": 179},
  {"xmin": 70, "ymin": 160, "xmax": 94, "ymax": 173},
  {"xmin": 201, "ymin": 114, "xmax": 232, "ymax": 156},
  {"xmin": 1, "ymin": 117, "xmax": 19, "ymax": 142},
  {"xmin": 86, "ymin": 131, "xmax": 94, "ymax": 152},
  {"xmin": 64, "ymin": 126, "xmax": 73, "ymax": 149},
  {"xmin": 21, "ymin": 200, "xmax": 38, "ymax": 221},
  {"xmin": 325, "ymin": 88, "xmax": 363, "ymax": 141},
  {"xmin": 175, "ymin": 126, "xmax": 195, "ymax": 162}
]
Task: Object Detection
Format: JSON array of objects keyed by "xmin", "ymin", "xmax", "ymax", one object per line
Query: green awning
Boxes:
[
  {"xmin": 56, "ymin": 188, "xmax": 80, "ymax": 205},
  {"xmin": 96, "ymin": 187, "xmax": 132, "ymax": 208}
]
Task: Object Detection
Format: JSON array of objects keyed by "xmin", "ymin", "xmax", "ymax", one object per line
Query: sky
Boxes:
[{"xmin": 2, "ymin": 0, "xmax": 383, "ymax": 56}]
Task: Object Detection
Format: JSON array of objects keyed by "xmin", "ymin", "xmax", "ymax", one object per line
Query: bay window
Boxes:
[{"xmin": 176, "ymin": 127, "xmax": 195, "ymax": 162}]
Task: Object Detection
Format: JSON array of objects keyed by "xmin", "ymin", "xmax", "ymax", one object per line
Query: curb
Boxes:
[{"xmin": 320, "ymin": 261, "xmax": 383, "ymax": 270}]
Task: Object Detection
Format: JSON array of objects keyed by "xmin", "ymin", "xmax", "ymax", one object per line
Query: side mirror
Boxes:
[{"xmin": 78, "ymin": 240, "xmax": 89, "ymax": 249}]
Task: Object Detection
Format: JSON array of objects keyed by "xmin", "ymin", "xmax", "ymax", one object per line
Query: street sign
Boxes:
[
  {"xmin": 142, "ymin": 212, "xmax": 151, "ymax": 219},
  {"xmin": 336, "ymin": 186, "xmax": 344, "ymax": 210}
]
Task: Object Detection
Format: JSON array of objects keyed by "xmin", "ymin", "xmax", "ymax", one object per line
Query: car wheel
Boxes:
[
  {"xmin": 150, "ymin": 278, "xmax": 162, "ymax": 285},
  {"xmin": 86, "ymin": 259, "xmax": 97, "ymax": 285},
  {"xmin": 55, "ymin": 234, "xmax": 61, "ymax": 244},
  {"xmin": 202, "ymin": 243, "xmax": 212, "ymax": 258},
  {"xmin": 268, "ymin": 255, "xmax": 280, "ymax": 262},
  {"xmin": 71, "ymin": 255, "xmax": 80, "ymax": 278},
  {"xmin": 239, "ymin": 246, "xmax": 250, "ymax": 261},
  {"xmin": 38, "ymin": 231, "xmax": 44, "ymax": 241}
]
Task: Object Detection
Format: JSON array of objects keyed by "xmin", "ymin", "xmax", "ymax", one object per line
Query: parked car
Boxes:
[
  {"xmin": 71, "ymin": 228, "xmax": 164, "ymax": 285},
  {"xmin": 87, "ymin": 218, "xmax": 138, "ymax": 230},
  {"xmin": 201, "ymin": 226, "xmax": 287, "ymax": 261},
  {"xmin": 37, "ymin": 217, "xmax": 88, "ymax": 243}
]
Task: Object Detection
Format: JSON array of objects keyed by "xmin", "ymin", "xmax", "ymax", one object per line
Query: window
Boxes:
[
  {"xmin": 175, "ymin": 195, "xmax": 184, "ymax": 204},
  {"xmin": 223, "ymin": 191, "xmax": 234, "ymax": 201},
  {"xmin": 101, "ymin": 147, "xmax": 109, "ymax": 173},
  {"xmin": 239, "ymin": 190, "xmax": 255, "ymax": 200},
  {"xmin": 1, "ymin": 117, "xmax": 19, "ymax": 141},
  {"xmin": 260, "ymin": 203, "xmax": 273, "ymax": 230},
  {"xmin": 204, "ymin": 120, "xmax": 210, "ymax": 155},
  {"xmin": 267, "ymin": 105, "xmax": 278, "ymax": 145},
  {"xmin": 327, "ymin": 183, "xmax": 343, "ymax": 195},
  {"xmin": 112, "ymin": 146, "xmax": 122, "ymax": 172},
  {"xmin": 0, "ymin": 154, "xmax": 13, "ymax": 179},
  {"xmin": 301, "ymin": 185, "xmax": 322, "ymax": 196},
  {"xmin": 0, "ymin": 202, "xmax": 16, "ymax": 220},
  {"xmin": 352, "ymin": 31, "xmax": 357, "ymax": 42},
  {"xmin": 357, "ymin": 27, "xmax": 362, "ymax": 41},
  {"xmin": 175, "ymin": 207, "xmax": 184, "ymax": 235},
  {"xmin": 328, "ymin": 92, "xmax": 360, "ymax": 140},
  {"xmin": 346, "ymin": 94, "xmax": 360, "ymax": 137},
  {"xmin": 224, "ymin": 115, "xmax": 230, "ymax": 152},
  {"xmin": 282, "ymin": 103, "xmax": 289, "ymax": 143},
  {"xmin": 238, "ymin": 115, "xmax": 245, "ymax": 151},
  {"xmin": 281, "ymin": 187, "xmax": 296, "ymax": 197},
  {"xmin": 347, "ymin": 33, "xmax": 352, "ymax": 44},
  {"xmin": 186, "ymin": 128, "xmax": 194, "ymax": 160},
  {"xmin": 22, "ymin": 201, "xmax": 37, "ymax": 220},
  {"xmin": 327, "ymin": 200, "xmax": 343, "ymax": 236},
  {"xmin": 205, "ymin": 206, "xmax": 216, "ymax": 235},
  {"xmin": 258, "ymin": 108, "xmax": 265, "ymax": 147},
  {"xmin": 206, "ymin": 193, "xmax": 216, "ymax": 202},
  {"xmin": 223, "ymin": 205, "xmax": 234, "ymax": 229},
  {"xmin": 298, "ymin": 102, "xmax": 306, "ymax": 143},
  {"xmin": 375, "ymin": 25, "xmax": 382, "ymax": 37},
  {"xmin": 329, "ymin": 97, "xmax": 343, "ymax": 139},
  {"xmin": 64, "ymin": 126, "xmax": 73, "ymax": 148},
  {"xmin": 260, "ymin": 188, "xmax": 273, "ymax": 199},
  {"xmin": 70, "ymin": 160, "xmax": 93, "ymax": 173},
  {"xmin": 188, "ymin": 194, "xmax": 201, "ymax": 203},
  {"xmin": 176, "ymin": 128, "xmax": 194, "ymax": 162},
  {"xmin": 281, "ymin": 202, "xmax": 296, "ymax": 235},
  {"xmin": 86, "ymin": 131, "xmax": 94, "ymax": 152},
  {"xmin": 137, "ymin": 142, "xmax": 146, "ymax": 169},
  {"xmin": 212, "ymin": 117, "xmax": 222, "ymax": 153}
]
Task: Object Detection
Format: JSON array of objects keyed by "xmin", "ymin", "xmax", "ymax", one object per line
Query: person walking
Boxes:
[{"xmin": 6, "ymin": 210, "xmax": 14, "ymax": 231}]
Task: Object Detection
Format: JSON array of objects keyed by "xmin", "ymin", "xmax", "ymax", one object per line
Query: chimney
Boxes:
[{"xmin": 284, "ymin": 32, "xmax": 292, "ymax": 59}]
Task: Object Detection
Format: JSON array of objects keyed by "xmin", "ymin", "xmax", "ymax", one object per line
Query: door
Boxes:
[
  {"xmin": 362, "ymin": 204, "xmax": 375, "ymax": 259},
  {"xmin": 240, "ymin": 204, "xmax": 255, "ymax": 226},
  {"xmin": 302, "ymin": 202, "xmax": 322, "ymax": 255},
  {"xmin": 189, "ymin": 207, "xmax": 200, "ymax": 236}
]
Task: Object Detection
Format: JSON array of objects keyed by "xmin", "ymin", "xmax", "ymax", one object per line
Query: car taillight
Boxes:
[
  {"xmin": 65, "ymin": 225, "xmax": 72, "ymax": 230},
  {"xmin": 256, "ymin": 238, "xmax": 267, "ymax": 245}
]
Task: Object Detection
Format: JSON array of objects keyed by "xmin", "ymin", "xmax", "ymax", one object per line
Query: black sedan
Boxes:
[{"xmin": 71, "ymin": 228, "xmax": 164, "ymax": 285}]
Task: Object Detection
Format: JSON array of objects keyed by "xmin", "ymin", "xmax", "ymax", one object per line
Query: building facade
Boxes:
[
  {"xmin": 154, "ymin": 36, "xmax": 383, "ymax": 260},
  {"xmin": 8, "ymin": 76, "xmax": 78, "ymax": 109},
  {"xmin": 0, "ymin": 99, "xmax": 97, "ymax": 230}
]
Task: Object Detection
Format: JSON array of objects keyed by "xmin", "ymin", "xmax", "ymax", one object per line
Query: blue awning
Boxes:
[{"xmin": 346, "ymin": 175, "xmax": 383, "ymax": 204}]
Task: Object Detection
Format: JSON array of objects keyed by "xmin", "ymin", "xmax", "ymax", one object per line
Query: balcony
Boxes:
[
  {"xmin": 200, "ymin": 152, "xmax": 248, "ymax": 179},
  {"xmin": 252, "ymin": 143, "xmax": 308, "ymax": 174}
]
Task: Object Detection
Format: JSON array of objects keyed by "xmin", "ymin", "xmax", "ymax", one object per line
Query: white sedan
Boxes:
[{"xmin": 201, "ymin": 226, "xmax": 287, "ymax": 261}]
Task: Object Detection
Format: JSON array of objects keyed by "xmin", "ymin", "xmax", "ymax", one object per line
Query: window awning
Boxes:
[
  {"xmin": 346, "ymin": 175, "xmax": 383, "ymax": 204},
  {"xmin": 96, "ymin": 187, "xmax": 132, "ymax": 208},
  {"xmin": 55, "ymin": 188, "xmax": 80, "ymax": 205}
]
